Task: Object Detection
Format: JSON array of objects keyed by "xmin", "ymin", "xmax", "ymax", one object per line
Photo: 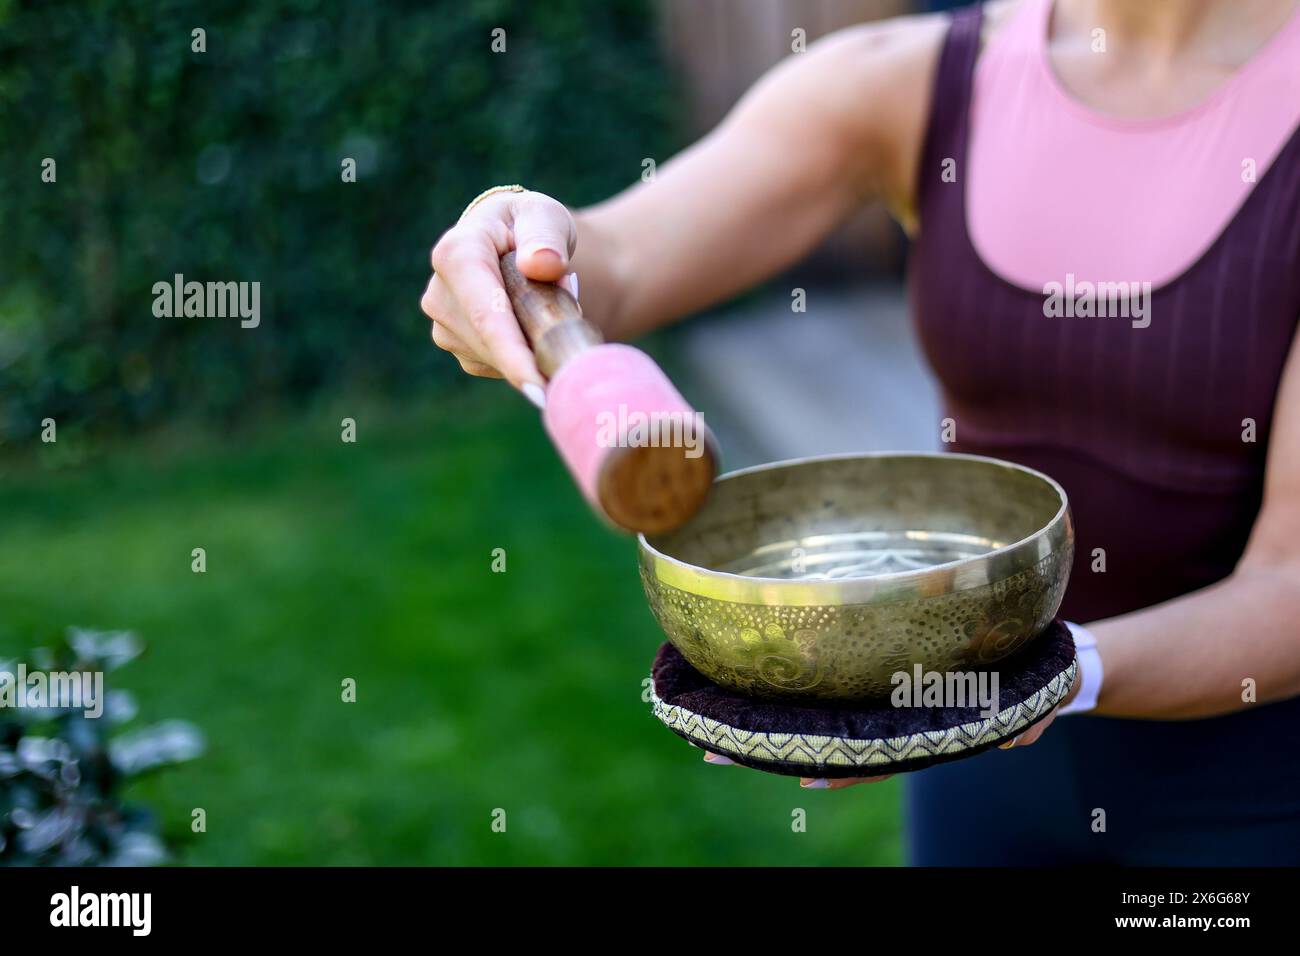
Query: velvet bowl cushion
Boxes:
[{"xmin": 649, "ymin": 620, "xmax": 1077, "ymax": 778}]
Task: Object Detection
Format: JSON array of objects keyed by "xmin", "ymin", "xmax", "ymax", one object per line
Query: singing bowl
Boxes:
[{"xmin": 637, "ymin": 452, "xmax": 1073, "ymax": 702}]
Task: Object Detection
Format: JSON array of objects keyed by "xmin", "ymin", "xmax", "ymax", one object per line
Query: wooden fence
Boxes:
[{"xmin": 656, "ymin": 0, "xmax": 914, "ymax": 275}]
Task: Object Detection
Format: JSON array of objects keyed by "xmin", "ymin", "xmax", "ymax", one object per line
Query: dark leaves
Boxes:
[{"xmin": 0, "ymin": 629, "xmax": 203, "ymax": 867}]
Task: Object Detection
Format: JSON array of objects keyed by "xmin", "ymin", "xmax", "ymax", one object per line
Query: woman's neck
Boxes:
[
  {"xmin": 1045, "ymin": 0, "xmax": 1300, "ymax": 117},
  {"xmin": 1060, "ymin": 0, "xmax": 1299, "ymax": 64}
]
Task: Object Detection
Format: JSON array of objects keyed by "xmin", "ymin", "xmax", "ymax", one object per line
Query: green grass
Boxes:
[{"xmin": 0, "ymin": 389, "xmax": 901, "ymax": 865}]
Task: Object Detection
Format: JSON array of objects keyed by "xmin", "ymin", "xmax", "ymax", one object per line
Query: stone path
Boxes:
[{"xmin": 675, "ymin": 281, "xmax": 941, "ymax": 471}]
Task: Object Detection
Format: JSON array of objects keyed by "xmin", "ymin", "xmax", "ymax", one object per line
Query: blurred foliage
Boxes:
[
  {"xmin": 0, "ymin": 0, "xmax": 677, "ymax": 443},
  {"xmin": 1, "ymin": 629, "xmax": 203, "ymax": 866}
]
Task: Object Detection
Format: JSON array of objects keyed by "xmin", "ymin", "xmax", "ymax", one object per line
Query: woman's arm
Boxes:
[
  {"xmin": 571, "ymin": 14, "xmax": 945, "ymax": 340},
  {"xmin": 423, "ymin": 14, "xmax": 946, "ymax": 387},
  {"xmin": 1088, "ymin": 332, "xmax": 1300, "ymax": 719}
]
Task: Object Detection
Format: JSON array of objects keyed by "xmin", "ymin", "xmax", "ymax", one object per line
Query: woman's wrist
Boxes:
[
  {"xmin": 457, "ymin": 184, "xmax": 525, "ymax": 223},
  {"xmin": 1057, "ymin": 621, "xmax": 1104, "ymax": 715}
]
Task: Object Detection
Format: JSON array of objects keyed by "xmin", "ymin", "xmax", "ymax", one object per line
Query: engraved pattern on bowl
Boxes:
[{"xmin": 638, "ymin": 453, "xmax": 1074, "ymax": 702}]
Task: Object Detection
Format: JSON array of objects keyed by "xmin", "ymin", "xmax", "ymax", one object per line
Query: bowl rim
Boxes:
[{"xmin": 637, "ymin": 451, "xmax": 1072, "ymax": 606}]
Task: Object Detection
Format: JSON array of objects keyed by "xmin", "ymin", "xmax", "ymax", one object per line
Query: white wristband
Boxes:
[{"xmin": 1057, "ymin": 621, "xmax": 1104, "ymax": 715}]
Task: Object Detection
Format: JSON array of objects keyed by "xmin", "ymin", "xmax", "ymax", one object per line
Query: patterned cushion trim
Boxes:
[{"xmin": 651, "ymin": 660, "xmax": 1077, "ymax": 771}]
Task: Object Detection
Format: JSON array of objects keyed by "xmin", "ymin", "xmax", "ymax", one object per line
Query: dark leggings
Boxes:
[{"xmin": 905, "ymin": 700, "xmax": 1300, "ymax": 866}]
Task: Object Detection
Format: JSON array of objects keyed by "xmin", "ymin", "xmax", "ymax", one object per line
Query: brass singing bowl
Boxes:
[{"xmin": 637, "ymin": 452, "xmax": 1074, "ymax": 702}]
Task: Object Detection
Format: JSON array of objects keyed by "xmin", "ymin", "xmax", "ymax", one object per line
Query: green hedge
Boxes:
[{"xmin": 0, "ymin": 0, "xmax": 676, "ymax": 443}]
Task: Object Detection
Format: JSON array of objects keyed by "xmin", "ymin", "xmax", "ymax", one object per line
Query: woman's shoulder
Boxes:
[
  {"xmin": 800, "ymin": 1, "xmax": 1024, "ymax": 226},
  {"xmin": 734, "ymin": 3, "xmax": 1026, "ymax": 225},
  {"xmin": 811, "ymin": 0, "xmax": 1021, "ymax": 70},
  {"xmin": 982, "ymin": 0, "xmax": 1026, "ymax": 48}
]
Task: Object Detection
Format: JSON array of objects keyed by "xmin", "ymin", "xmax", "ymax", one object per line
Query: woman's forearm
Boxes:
[
  {"xmin": 566, "ymin": 16, "xmax": 945, "ymax": 342},
  {"xmin": 1089, "ymin": 565, "xmax": 1300, "ymax": 719},
  {"xmin": 566, "ymin": 210, "xmax": 635, "ymax": 340},
  {"xmin": 1094, "ymin": 327, "xmax": 1300, "ymax": 720}
]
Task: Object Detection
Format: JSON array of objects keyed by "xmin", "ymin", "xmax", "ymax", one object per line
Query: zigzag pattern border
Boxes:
[{"xmin": 651, "ymin": 660, "xmax": 1077, "ymax": 770}]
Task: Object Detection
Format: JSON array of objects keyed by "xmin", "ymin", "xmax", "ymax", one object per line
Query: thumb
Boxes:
[{"xmin": 513, "ymin": 194, "xmax": 575, "ymax": 282}]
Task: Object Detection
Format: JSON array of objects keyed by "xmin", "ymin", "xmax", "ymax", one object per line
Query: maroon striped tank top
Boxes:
[{"xmin": 909, "ymin": 4, "xmax": 1300, "ymax": 626}]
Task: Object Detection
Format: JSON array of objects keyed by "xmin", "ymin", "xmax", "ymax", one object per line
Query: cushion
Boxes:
[{"xmin": 649, "ymin": 619, "xmax": 1077, "ymax": 777}]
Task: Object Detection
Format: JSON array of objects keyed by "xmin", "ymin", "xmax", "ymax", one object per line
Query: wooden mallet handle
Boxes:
[
  {"xmin": 498, "ymin": 249, "xmax": 718, "ymax": 534},
  {"xmin": 499, "ymin": 251, "xmax": 601, "ymax": 380}
]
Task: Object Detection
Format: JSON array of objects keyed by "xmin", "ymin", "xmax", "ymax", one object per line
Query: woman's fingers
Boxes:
[
  {"xmin": 427, "ymin": 281, "xmax": 498, "ymax": 373},
  {"xmin": 692, "ymin": 702, "xmax": 1068, "ymax": 782},
  {"xmin": 426, "ymin": 229, "xmax": 543, "ymax": 390},
  {"xmin": 446, "ymin": 250, "xmax": 542, "ymax": 390},
  {"xmin": 423, "ymin": 274, "xmax": 488, "ymax": 358},
  {"xmin": 1016, "ymin": 711, "xmax": 1057, "ymax": 746},
  {"xmin": 696, "ymin": 748, "xmax": 893, "ymax": 787},
  {"xmin": 456, "ymin": 356, "xmax": 503, "ymax": 379},
  {"xmin": 800, "ymin": 775, "xmax": 893, "ymax": 790},
  {"xmin": 424, "ymin": 190, "xmax": 581, "ymax": 392},
  {"xmin": 429, "ymin": 317, "xmax": 474, "ymax": 356},
  {"xmin": 829, "ymin": 775, "xmax": 893, "ymax": 789},
  {"xmin": 999, "ymin": 709, "xmax": 1060, "ymax": 750},
  {"xmin": 512, "ymin": 192, "xmax": 577, "ymax": 282}
]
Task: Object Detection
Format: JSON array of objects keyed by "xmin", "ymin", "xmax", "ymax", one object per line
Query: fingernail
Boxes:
[
  {"xmin": 703, "ymin": 753, "xmax": 734, "ymax": 765},
  {"xmin": 520, "ymin": 242, "xmax": 561, "ymax": 263},
  {"xmin": 520, "ymin": 382, "xmax": 546, "ymax": 409},
  {"xmin": 801, "ymin": 778, "xmax": 829, "ymax": 789},
  {"xmin": 999, "ymin": 735, "xmax": 1020, "ymax": 750},
  {"xmin": 564, "ymin": 272, "xmax": 580, "ymax": 300}
]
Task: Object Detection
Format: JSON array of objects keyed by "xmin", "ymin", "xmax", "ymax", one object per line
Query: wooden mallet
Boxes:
[{"xmin": 500, "ymin": 251, "xmax": 718, "ymax": 534}]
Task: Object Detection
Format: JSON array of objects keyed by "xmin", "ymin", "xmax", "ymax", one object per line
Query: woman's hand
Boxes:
[
  {"xmin": 422, "ymin": 17, "xmax": 945, "ymax": 360},
  {"xmin": 697, "ymin": 748, "xmax": 894, "ymax": 791},
  {"xmin": 696, "ymin": 667, "xmax": 1084, "ymax": 790},
  {"xmin": 422, "ymin": 189, "xmax": 579, "ymax": 395}
]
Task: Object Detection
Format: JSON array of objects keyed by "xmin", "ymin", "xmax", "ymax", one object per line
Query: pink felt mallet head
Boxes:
[{"xmin": 500, "ymin": 252, "xmax": 718, "ymax": 534}]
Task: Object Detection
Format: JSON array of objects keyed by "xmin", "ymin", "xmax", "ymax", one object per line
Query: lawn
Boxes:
[{"xmin": 0, "ymin": 388, "xmax": 902, "ymax": 865}]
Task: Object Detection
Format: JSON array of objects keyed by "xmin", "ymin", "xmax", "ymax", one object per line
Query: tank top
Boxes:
[
  {"xmin": 910, "ymin": 0, "xmax": 1300, "ymax": 624},
  {"xmin": 907, "ymin": 1, "xmax": 1300, "ymax": 822}
]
